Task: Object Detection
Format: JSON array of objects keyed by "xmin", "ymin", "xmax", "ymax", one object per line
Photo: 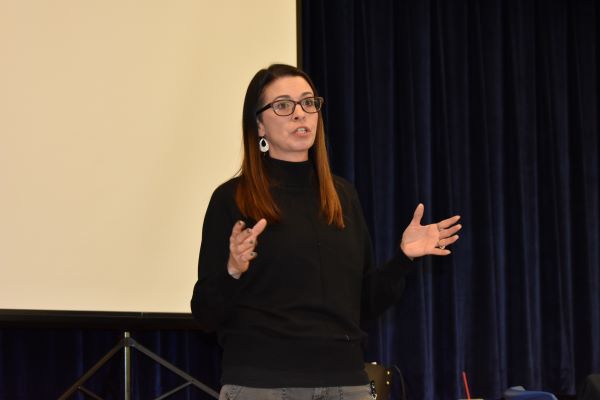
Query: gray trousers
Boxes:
[{"xmin": 219, "ymin": 384, "xmax": 376, "ymax": 400}]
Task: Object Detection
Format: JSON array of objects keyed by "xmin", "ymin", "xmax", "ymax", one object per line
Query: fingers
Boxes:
[
  {"xmin": 238, "ymin": 250, "xmax": 258, "ymax": 262},
  {"xmin": 252, "ymin": 218, "xmax": 268, "ymax": 236},
  {"xmin": 436, "ymin": 220, "xmax": 460, "ymax": 253},
  {"xmin": 434, "ymin": 213, "xmax": 461, "ymax": 254},
  {"xmin": 228, "ymin": 219, "xmax": 268, "ymax": 276},
  {"xmin": 437, "ymin": 234, "xmax": 459, "ymax": 248},
  {"xmin": 412, "ymin": 204, "xmax": 460, "ymax": 232},
  {"xmin": 439, "ymin": 223, "xmax": 462, "ymax": 239},
  {"xmin": 231, "ymin": 219, "xmax": 246, "ymax": 236},
  {"xmin": 239, "ymin": 219, "xmax": 267, "ymax": 255},
  {"xmin": 230, "ymin": 219, "xmax": 265, "ymax": 247},
  {"xmin": 411, "ymin": 203, "xmax": 424, "ymax": 225},
  {"xmin": 431, "ymin": 247, "xmax": 452, "ymax": 256},
  {"xmin": 437, "ymin": 215, "xmax": 461, "ymax": 230},
  {"xmin": 232, "ymin": 227, "xmax": 254, "ymax": 247},
  {"xmin": 405, "ymin": 205, "xmax": 462, "ymax": 256}
]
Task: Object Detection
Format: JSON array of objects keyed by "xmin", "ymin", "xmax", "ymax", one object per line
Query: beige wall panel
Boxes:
[{"xmin": 0, "ymin": 1, "xmax": 296, "ymax": 312}]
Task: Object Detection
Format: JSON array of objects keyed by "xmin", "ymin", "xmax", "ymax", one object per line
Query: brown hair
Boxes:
[{"xmin": 236, "ymin": 64, "xmax": 344, "ymax": 228}]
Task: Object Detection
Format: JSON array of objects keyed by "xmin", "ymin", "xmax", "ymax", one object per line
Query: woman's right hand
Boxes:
[{"xmin": 227, "ymin": 218, "xmax": 268, "ymax": 279}]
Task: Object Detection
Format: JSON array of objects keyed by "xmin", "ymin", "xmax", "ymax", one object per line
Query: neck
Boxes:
[
  {"xmin": 265, "ymin": 156, "xmax": 314, "ymax": 188},
  {"xmin": 268, "ymin": 153, "xmax": 309, "ymax": 162}
]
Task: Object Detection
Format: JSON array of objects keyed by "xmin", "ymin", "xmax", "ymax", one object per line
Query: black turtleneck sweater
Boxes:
[{"xmin": 190, "ymin": 158, "xmax": 413, "ymax": 388}]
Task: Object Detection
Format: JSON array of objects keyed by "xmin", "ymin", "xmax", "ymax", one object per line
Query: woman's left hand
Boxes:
[{"xmin": 400, "ymin": 203, "xmax": 461, "ymax": 258}]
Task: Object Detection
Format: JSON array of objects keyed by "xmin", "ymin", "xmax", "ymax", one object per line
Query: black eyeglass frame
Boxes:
[{"xmin": 255, "ymin": 96, "xmax": 324, "ymax": 116}]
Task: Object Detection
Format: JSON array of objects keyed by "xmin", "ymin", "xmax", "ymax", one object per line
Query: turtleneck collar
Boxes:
[{"xmin": 264, "ymin": 156, "xmax": 316, "ymax": 188}]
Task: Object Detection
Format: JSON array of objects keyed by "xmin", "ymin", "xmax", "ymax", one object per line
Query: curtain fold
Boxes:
[{"xmin": 302, "ymin": 0, "xmax": 599, "ymax": 398}]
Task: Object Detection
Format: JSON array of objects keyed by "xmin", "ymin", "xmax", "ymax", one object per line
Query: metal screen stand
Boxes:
[{"xmin": 58, "ymin": 331, "xmax": 219, "ymax": 400}]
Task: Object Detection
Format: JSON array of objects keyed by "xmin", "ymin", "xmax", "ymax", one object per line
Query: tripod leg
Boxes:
[
  {"xmin": 131, "ymin": 338, "xmax": 219, "ymax": 398},
  {"xmin": 124, "ymin": 331, "xmax": 131, "ymax": 400},
  {"xmin": 58, "ymin": 338, "xmax": 126, "ymax": 400},
  {"xmin": 59, "ymin": 332, "xmax": 220, "ymax": 399},
  {"xmin": 154, "ymin": 382, "xmax": 192, "ymax": 400}
]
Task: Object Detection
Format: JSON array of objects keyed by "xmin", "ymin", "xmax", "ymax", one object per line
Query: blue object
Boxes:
[{"xmin": 503, "ymin": 386, "xmax": 558, "ymax": 400}]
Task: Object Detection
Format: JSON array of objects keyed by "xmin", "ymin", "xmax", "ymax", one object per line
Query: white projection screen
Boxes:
[{"xmin": 0, "ymin": 1, "xmax": 297, "ymax": 314}]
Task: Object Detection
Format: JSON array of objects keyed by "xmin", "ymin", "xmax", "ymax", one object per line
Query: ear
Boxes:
[{"xmin": 257, "ymin": 118, "xmax": 266, "ymax": 137}]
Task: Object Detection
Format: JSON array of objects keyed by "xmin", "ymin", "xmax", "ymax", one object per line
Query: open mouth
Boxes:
[{"xmin": 294, "ymin": 127, "xmax": 310, "ymax": 135}]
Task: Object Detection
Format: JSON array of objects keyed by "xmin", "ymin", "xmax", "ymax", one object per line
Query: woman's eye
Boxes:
[{"xmin": 274, "ymin": 101, "xmax": 292, "ymax": 110}]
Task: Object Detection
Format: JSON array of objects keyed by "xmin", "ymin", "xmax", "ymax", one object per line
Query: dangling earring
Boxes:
[{"xmin": 259, "ymin": 137, "xmax": 269, "ymax": 153}]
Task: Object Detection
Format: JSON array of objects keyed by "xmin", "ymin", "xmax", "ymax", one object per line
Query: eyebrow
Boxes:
[{"xmin": 272, "ymin": 92, "xmax": 314, "ymax": 101}]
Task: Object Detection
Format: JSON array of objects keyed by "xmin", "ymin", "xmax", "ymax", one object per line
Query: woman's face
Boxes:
[{"xmin": 257, "ymin": 76, "xmax": 319, "ymax": 162}]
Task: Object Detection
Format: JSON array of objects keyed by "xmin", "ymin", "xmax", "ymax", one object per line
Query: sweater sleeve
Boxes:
[
  {"xmin": 343, "ymin": 183, "xmax": 417, "ymax": 320},
  {"xmin": 190, "ymin": 180, "xmax": 247, "ymax": 332},
  {"xmin": 361, "ymin": 240, "xmax": 415, "ymax": 320}
]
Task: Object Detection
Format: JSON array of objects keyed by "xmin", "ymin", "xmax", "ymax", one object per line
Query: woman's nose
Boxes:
[{"xmin": 292, "ymin": 104, "xmax": 307, "ymax": 119}]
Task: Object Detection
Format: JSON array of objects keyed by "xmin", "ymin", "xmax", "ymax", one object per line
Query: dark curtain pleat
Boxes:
[{"xmin": 302, "ymin": 0, "xmax": 599, "ymax": 399}]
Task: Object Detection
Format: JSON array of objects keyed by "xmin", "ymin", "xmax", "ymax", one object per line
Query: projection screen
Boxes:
[{"xmin": 0, "ymin": 1, "xmax": 297, "ymax": 314}]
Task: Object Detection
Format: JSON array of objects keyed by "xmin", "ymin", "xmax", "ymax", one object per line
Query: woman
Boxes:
[{"xmin": 191, "ymin": 64, "xmax": 461, "ymax": 400}]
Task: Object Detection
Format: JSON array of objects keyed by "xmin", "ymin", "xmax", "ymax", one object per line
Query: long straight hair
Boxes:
[{"xmin": 236, "ymin": 64, "xmax": 344, "ymax": 228}]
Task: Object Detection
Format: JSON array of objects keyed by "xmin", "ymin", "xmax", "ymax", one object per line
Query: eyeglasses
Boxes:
[{"xmin": 256, "ymin": 96, "xmax": 324, "ymax": 116}]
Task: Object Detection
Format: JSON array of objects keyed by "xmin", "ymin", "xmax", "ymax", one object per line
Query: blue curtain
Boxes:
[{"xmin": 301, "ymin": 0, "xmax": 599, "ymax": 399}]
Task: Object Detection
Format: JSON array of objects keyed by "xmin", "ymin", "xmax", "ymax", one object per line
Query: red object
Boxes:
[{"xmin": 462, "ymin": 371, "xmax": 472, "ymax": 400}]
